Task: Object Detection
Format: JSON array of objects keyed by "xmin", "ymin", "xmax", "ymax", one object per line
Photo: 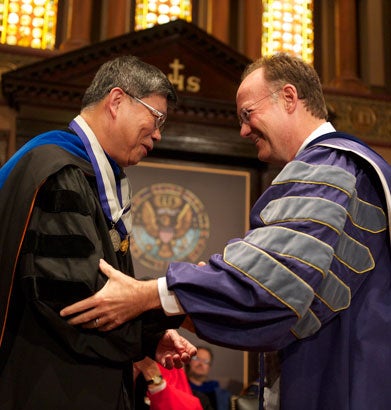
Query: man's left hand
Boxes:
[{"xmin": 156, "ymin": 329, "xmax": 197, "ymax": 369}]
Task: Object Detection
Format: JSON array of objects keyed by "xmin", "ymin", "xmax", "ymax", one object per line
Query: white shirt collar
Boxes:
[{"xmin": 295, "ymin": 122, "xmax": 336, "ymax": 157}]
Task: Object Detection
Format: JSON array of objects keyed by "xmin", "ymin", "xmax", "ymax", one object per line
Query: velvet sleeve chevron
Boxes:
[
  {"xmin": 166, "ymin": 147, "xmax": 388, "ymax": 351},
  {"xmin": 17, "ymin": 165, "xmax": 147, "ymax": 363}
]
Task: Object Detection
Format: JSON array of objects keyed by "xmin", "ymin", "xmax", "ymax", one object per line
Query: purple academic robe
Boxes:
[{"xmin": 166, "ymin": 133, "xmax": 391, "ymax": 410}]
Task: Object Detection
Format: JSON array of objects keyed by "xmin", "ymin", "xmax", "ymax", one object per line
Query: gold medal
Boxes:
[
  {"xmin": 109, "ymin": 228, "xmax": 121, "ymax": 252},
  {"xmin": 119, "ymin": 235, "xmax": 130, "ymax": 253}
]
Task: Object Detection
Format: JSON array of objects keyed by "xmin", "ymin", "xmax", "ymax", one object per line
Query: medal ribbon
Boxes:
[{"xmin": 69, "ymin": 115, "xmax": 132, "ymax": 238}]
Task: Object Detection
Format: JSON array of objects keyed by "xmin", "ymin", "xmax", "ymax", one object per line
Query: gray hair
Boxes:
[
  {"xmin": 242, "ymin": 52, "xmax": 328, "ymax": 120},
  {"xmin": 81, "ymin": 55, "xmax": 177, "ymax": 108}
]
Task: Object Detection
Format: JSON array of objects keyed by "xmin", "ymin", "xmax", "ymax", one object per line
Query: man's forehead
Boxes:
[
  {"xmin": 237, "ymin": 68, "xmax": 265, "ymax": 100},
  {"xmin": 198, "ymin": 348, "xmax": 211, "ymax": 357}
]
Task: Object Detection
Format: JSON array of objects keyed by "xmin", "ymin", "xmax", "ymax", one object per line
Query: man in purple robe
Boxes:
[{"xmin": 61, "ymin": 53, "xmax": 391, "ymax": 410}]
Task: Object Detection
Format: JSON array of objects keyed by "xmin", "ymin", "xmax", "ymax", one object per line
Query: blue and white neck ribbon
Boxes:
[{"xmin": 69, "ymin": 115, "xmax": 132, "ymax": 243}]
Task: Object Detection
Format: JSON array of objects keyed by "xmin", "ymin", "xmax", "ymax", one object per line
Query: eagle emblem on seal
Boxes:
[{"xmin": 130, "ymin": 183, "xmax": 210, "ymax": 271}]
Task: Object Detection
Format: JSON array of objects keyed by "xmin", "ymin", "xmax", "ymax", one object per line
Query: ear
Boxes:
[
  {"xmin": 281, "ymin": 83, "xmax": 298, "ymax": 113},
  {"xmin": 107, "ymin": 87, "xmax": 124, "ymax": 118}
]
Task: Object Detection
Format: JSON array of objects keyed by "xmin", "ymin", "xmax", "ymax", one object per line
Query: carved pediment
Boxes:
[{"xmin": 1, "ymin": 19, "xmax": 251, "ymax": 128}]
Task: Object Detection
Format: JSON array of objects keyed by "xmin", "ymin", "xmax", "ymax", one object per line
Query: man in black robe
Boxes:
[{"xmin": 0, "ymin": 55, "xmax": 194, "ymax": 410}]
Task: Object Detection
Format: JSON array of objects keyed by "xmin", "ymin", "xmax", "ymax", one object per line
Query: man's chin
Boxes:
[{"xmin": 257, "ymin": 151, "xmax": 269, "ymax": 162}]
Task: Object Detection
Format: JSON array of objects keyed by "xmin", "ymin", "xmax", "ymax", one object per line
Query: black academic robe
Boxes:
[{"xmin": 0, "ymin": 144, "xmax": 179, "ymax": 410}]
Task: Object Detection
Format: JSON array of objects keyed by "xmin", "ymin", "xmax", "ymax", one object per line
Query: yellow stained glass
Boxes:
[
  {"xmin": 262, "ymin": 0, "xmax": 314, "ymax": 64},
  {"xmin": 134, "ymin": 0, "xmax": 191, "ymax": 31},
  {"xmin": 0, "ymin": 0, "xmax": 58, "ymax": 49}
]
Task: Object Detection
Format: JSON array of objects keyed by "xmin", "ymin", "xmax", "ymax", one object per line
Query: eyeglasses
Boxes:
[
  {"xmin": 124, "ymin": 91, "xmax": 167, "ymax": 130},
  {"xmin": 191, "ymin": 356, "xmax": 211, "ymax": 365},
  {"xmin": 238, "ymin": 89, "xmax": 281, "ymax": 126}
]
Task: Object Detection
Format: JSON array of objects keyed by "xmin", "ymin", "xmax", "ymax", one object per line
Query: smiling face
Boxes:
[{"xmin": 236, "ymin": 68, "xmax": 296, "ymax": 166}]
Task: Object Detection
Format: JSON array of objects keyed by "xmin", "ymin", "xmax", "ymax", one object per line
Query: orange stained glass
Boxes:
[
  {"xmin": 0, "ymin": 0, "xmax": 58, "ymax": 49},
  {"xmin": 262, "ymin": 0, "xmax": 314, "ymax": 64},
  {"xmin": 134, "ymin": 0, "xmax": 192, "ymax": 31}
]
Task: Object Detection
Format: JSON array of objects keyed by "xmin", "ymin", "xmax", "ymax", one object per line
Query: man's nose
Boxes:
[{"xmin": 152, "ymin": 128, "xmax": 162, "ymax": 141}]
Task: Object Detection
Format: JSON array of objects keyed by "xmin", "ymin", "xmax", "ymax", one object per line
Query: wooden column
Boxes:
[
  {"xmin": 105, "ymin": 0, "xmax": 130, "ymax": 38},
  {"xmin": 243, "ymin": 0, "xmax": 262, "ymax": 61},
  {"xmin": 328, "ymin": 0, "xmax": 369, "ymax": 93},
  {"xmin": 210, "ymin": 0, "xmax": 230, "ymax": 44},
  {"xmin": 59, "ymin": 0, "xmax": 93, "ymax": 52}
]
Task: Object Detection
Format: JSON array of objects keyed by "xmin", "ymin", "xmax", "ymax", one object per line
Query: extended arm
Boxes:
[{"xmin": 61, "ymin": 259, "xmax": 161, "ymax": 330}]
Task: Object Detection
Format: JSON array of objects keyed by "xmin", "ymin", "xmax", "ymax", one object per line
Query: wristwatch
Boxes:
[{"xmin": 147, "ymin": 375, "xmax": 163, "ymax": 386}]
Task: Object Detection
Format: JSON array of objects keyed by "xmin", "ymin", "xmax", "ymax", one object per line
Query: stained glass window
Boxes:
[
  {"xmin": 262, "ymin": 0, "xmax": 314, "ymax": 64},
  {"xmin": 0, "ymin": 0, "xmax": 58, "ymax": 50},
  {"xmin": 134, "ymin": 0, "xmax": 192, "ymax": 31}
]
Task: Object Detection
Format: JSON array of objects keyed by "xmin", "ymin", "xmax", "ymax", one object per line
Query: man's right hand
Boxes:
[{"xmin": 60, "ymin": 259, "xmax": 161, "ymax": 331}]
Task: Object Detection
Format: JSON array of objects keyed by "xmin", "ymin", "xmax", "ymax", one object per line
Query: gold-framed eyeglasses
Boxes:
[
  {"xmin": 239, "ymin": 89, "xmax": 281, "ymax": 126},
  {"xmin": 124, "ymin": 91, "xmax": 167, "ymax": 130}
]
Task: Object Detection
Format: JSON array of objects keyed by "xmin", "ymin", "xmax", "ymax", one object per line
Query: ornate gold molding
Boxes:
[{"xmin": 325, "ymin": 92, "xmax": 391, "ymax": 147}]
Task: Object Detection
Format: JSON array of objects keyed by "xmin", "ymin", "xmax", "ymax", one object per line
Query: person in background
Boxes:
[
  {"xmin": 134, "ymin": 356, "xmax": 204, "ymax": 410},
  {"xmin": 0, "ymin": 55, "xmax": 196, "ymax": 410},
  {"xmin": 60, "ymin": 52, "xmax": 391, "ymax": 410},
  {"xmin": 186, "ymin": 346, "xmax": 231, "ymax": 410}
]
